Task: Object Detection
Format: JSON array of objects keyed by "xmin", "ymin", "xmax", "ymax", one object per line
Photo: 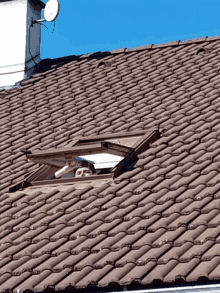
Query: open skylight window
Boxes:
[{"xmin": 9, "ymin": 130, "xmax": 160, "ymax": 192}]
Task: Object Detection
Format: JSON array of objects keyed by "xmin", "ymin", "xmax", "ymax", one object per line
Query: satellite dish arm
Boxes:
[{"xmin": 31, "ymin": 18, "xmax": 46, "ymax": 26}]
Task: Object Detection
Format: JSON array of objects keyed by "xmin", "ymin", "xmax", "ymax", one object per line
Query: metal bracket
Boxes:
[{"xmin": 31, "ymin": 18, "xmax": 46, "ymax": 27}]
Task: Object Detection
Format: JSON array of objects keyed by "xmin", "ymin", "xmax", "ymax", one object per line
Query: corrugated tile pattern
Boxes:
[{"xmin": 2, "ymin": 37, "xmax": 220, "ymax": 291}]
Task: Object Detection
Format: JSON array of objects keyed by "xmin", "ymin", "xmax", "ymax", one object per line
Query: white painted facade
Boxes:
[
  {"xmin": 112, "ymin": 284, "xmax": 220, "ymax": 293},
  {"xmin": 0, "ymin": 0, "xmax": 43, "ymax": 88}
]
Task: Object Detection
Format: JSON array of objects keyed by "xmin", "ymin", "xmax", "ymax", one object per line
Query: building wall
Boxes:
[{"xmin": 0, "ymin": 0, "xmax": 42, "ymax": 88}]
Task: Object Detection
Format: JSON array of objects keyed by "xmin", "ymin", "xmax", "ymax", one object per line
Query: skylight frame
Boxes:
[
  {"xmin": 26, "ymin": 141, "xmax": 132, "ymax": 162},
  {"xmin": 9, "ymin": 130, "xmax": 160, "ymax": 192}
]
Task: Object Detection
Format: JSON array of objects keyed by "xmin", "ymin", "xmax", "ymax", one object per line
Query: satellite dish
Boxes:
[{"xmin": 44, "ymin": 0, "xmax": 60, "ymax": 22}]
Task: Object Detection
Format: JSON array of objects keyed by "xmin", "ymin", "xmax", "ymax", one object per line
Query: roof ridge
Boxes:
[
  {"xmin": 1, "ymin": 35, "xmax": 220, "ymax": 94},
  {"xmin": 39, "ymin": 35, "xmax": 220, "ymax": 64},
  {"xmin": 79, "ymin": 35, "xmax": 220, "ymax": 58},
  {"xmin": 10, "ymin": 35, "xmax": 219, "ymax": 88}
]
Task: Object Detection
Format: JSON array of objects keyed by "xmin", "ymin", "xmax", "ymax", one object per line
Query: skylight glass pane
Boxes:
[{"xmin": 80, "ymin": 153, "xmax": 123, "ymax": 169}]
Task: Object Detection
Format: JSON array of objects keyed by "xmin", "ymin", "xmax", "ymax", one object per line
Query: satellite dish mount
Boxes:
[{"xmin": 31, "ymin": 0, "xmax": 60, "ymax": 25}]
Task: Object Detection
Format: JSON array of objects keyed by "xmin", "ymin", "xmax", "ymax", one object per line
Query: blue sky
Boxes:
[{"xmin": 41, "ymin": 0, "xmax": 220, "ymax": 59}]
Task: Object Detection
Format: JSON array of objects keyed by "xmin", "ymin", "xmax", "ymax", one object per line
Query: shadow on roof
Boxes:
[{"xmin": 35, "ymin": 51, "xmax": 112, "ymax": 73}]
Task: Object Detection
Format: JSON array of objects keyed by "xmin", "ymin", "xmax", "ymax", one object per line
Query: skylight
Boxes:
[{"xmin": 9, "ymin": 130, "xmax": 160, "ymax": 192}]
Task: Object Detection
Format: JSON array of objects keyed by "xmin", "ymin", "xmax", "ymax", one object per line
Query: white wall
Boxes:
[
  {"xmin": 114, "ymin": 285, "xmax": 220, "ymax": 293},
  {"xmin": 0, "ymin": 0, "xmax": 42, "ymax": 88}
]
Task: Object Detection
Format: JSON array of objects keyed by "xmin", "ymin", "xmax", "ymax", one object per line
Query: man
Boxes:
[{"xmin": 54, "ymin": 157, "xmax": 95, "ymax": 179}]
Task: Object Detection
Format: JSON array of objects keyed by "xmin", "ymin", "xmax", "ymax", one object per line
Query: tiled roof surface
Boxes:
[{"xmin": 1, "ymin": 36, "xmax": 220, "ymax": 291}]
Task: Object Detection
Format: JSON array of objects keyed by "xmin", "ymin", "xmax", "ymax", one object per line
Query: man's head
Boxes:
[
  {"xmin": 74, "ymin": 160, "xmax": 95, "ymax": 177},
  {"xmin": 75, "ymin": 167, "xmax": 93, "ymax": 177}
]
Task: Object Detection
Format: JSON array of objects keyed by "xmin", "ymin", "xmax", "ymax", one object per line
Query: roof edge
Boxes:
[
  {"xmin": 79, "ymin": 35, "xmax": 220, "ymax": 59},
  {"xmin": 15, "ymin": 35, "xmax": 220, "ymax": 88},
  {"xmin": 35, "ymin": 35, "xmax": 220, "ymax": 65}
]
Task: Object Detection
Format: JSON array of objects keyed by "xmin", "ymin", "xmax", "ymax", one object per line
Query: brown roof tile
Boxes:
[{"xmin": 2, "ymin": 36, "xmax": 220, "ymax": 292}]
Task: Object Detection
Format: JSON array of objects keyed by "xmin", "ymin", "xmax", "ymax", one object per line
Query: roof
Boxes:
[{"xmin": 1, "ymin": 36, "xmax": 220, "ymax": 292}]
